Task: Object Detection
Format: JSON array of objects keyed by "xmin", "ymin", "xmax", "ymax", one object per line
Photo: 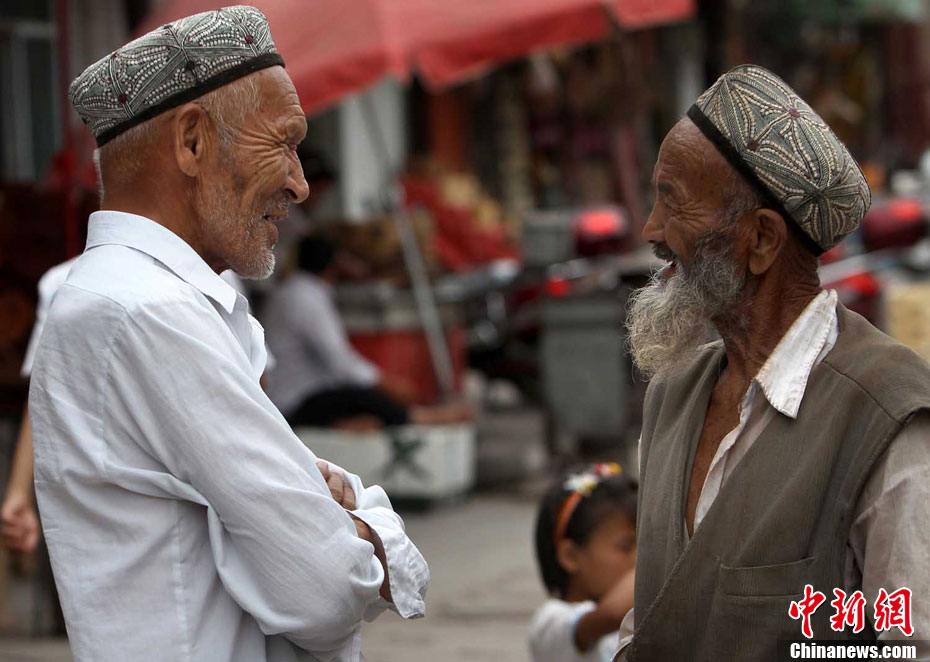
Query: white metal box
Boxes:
[{"xmin": 296, "ymin": 424, "xmax": 476, "ymax": 499}]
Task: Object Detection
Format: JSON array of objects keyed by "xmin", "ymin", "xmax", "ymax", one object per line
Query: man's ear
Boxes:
[
  {"xmin": 747, "ymin": 208, "xmax": 788, "ymax": 275},
  {"xmin": 556, "ymin": 538, "xmax": 581, "ymax": 575},
  {"xmin": 172, "ymin": 103, "xmax": 212, "ymax": 177}
]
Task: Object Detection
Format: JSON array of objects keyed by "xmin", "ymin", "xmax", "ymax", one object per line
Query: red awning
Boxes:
[{"xmin": 140, "ymin": 0, "xmax": 695, "ymax": 116}]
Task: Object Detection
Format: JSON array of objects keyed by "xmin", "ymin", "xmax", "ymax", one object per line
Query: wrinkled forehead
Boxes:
[
  {"xmin": 654, "ymin": 118, "xmax": 736, "ymax": 195},
  {"xmin": 252, "ymin": 67, "xmax": 301, "ymax": 115},
  {"xmin": 235, "ymin": 66, "xmax": 306, "ymax": 141},
  {"xmin": 656, "ymin": 119, "xmax": 709, "ymax": 173}
]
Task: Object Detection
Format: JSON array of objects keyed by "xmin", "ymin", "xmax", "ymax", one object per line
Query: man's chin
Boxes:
[
  {"xmin": 265, "ymin": 219, "xmax": 280, "ymax": 246},
  {"xmin": 235, "ymin": 251, "xmax": 276, "ymax": 281},
  {"xmin": 250, "ymin": 257, "xmax": 276, "ymax": 280}
]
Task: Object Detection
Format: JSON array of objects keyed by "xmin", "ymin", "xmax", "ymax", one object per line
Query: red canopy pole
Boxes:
[{"xmin": 56, "ymin": 0, "xmax": 78, "ymax": 258}]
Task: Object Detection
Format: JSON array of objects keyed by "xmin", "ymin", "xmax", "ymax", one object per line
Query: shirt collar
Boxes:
[
  {"xmin": 752, "ymin": 289, "xmax": 838, "ymax": 419},
  {"xmin": 85, "ymin": 210, "xmax": 239, "ymax": 314}
]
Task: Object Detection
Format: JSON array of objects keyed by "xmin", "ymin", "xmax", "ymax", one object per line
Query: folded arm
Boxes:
[
  {"xmin": 317, "ymin": 458, "xmax": 428, "ymax": 620},
  {"xmin": 109, "ymin": 301, "xmax": 418, "ymax": 654}
]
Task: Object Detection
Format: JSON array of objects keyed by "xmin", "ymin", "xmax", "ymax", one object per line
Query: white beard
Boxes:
[{"xmin": 626, "ymin": 238, "xmax": 746, "ymax": 379}]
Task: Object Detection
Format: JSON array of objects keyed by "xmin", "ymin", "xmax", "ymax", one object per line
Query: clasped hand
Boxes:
[{"xmin": 315, "ymin": 460, "xmax": 374, "ymax": 543}]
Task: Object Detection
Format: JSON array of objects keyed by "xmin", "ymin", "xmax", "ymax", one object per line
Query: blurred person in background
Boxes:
[
  {"xmin": 1, "ymin": 409, "xmax": 39, "ymax": 555},
  {"xmin": 530, "ymin": 463, "xmax": 636, "ymax": 662},
  {"xmin": 1, "ymin": 258, "xmax": 76, "ymax": 554},
  {"xmin": 620, "ymin": 65, "xmax": 930, "ymax": 660},
  {"xmin": 28, "ymin": 8, "xmax": 428, "ymax": 661},
  {"xmin": 264, "ymin": 235, "xmax": 472, "ymax": 430}
]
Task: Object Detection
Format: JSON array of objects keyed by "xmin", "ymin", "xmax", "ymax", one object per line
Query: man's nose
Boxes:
[
  {"xmin": 286, "ymin": 159, "xmax": 310, "ymax": 204},
  {"xmin": 642, "ymin": 207, "xmax": 664, "ymax": 244}
]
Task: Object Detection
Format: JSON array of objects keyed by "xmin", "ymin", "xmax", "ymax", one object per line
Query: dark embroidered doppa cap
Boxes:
[
  {"xmin": 69, "ymin": 5, "xmax": 283, "ymax": 147},
  {"xmin": 687, "ymin": 64, "xmax": 871, "ymax": 254}
]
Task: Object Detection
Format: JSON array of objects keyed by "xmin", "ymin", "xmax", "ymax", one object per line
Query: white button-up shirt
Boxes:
[
  {"xmin": 29, "ymin": 211, "xmax": 428, "ymax": 662},
  {"xmin": 619, "ymin": 290, "xmax": 930, "ymax": 659}
]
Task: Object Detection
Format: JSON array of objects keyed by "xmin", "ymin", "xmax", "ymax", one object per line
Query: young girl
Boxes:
[{"xmin": 529, "ymin": 463, "xmax": 637, "ymax": 662}]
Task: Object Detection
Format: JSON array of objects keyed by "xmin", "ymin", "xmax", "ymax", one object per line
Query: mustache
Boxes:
[
  {"xmin": 262, "ymin": 196, "xmax": 291, "ymax": 217},
  {"xmin": 652, "ymin": 242, "xmax": 676, "ymax": 262}
]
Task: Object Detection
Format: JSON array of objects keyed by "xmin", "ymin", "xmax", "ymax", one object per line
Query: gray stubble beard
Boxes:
[{"xmin": 196, "ymin": 181, "xmax": 277, "ymax": 281}]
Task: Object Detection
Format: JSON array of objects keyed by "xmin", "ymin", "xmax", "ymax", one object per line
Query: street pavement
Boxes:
[{"xmin": 363, "ymin": 493, "xmax": 545, "ymax": 662}]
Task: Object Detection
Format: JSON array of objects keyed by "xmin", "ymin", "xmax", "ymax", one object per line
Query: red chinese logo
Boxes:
[
  {"xmin": 789, "ymin": 585, "xmax": 914, "ymax": 638},
  {"xmin": 874, "ymin": 587, "xmax": 913, "ymax": 637},
  {"xmin": 829, "ymin": 589, "xmax": 867, "ymax": 634},
  {"xmin": 788, "ymin": 584, "xmax": 827, "ymax": 639}
]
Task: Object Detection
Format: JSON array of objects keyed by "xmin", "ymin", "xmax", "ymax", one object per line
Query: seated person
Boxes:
[
  {"xmin": 264, "ymin": 236, "xmax": 471, "ymax": 429},
  {"xmin": 529, "ymin": 463, "xmax": 637, "ymax": 662}
]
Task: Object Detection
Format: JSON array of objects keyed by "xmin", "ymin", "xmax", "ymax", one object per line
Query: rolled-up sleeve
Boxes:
[
  {"xmin": 319, "ymin": 461, "xmax": 429, "ymax": 620},
  {"xmin": 107, "ymin": 300, "xmax": 388, "ymax": 656}
]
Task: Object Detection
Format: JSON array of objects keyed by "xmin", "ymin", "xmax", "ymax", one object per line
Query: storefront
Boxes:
[{"xmin": 719, "ymin": 0, "xmax": 930, "ymax": 185}]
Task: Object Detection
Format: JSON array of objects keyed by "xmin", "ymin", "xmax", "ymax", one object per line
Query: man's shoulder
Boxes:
[
  {"xmin": 64, "ymin": 245, "xmax": 199, "ymax": 313},
  {"xmin": 45, "ymin": 245, "xmax": 219, "ymax": 347},
  {"xmin": 825, "ymin": 307, "xmax": 930, "ymax": 420},
  {"xmin": 266, "ymin": 274, "xmax": 328, "ymax": 317},
  {"xmin": 285, "ymin": 273, "xmax": 327, "ymax": 298}
]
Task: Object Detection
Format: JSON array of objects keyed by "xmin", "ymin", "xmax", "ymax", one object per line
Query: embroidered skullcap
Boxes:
[
  {"xmin": 687, "ymin": 64, "xmax": 871, "ymax": 254},
  {"xmin": 69, "ymin": 5, "xmax": 283, "ymax": 147}
]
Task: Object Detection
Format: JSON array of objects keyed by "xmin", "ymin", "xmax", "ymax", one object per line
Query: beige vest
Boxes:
[{"xmin": 630, "ymin": 305, "xmax": 930, "ymax": 661}]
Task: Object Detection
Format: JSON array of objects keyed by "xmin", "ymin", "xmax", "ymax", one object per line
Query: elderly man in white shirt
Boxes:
[{"xmin": 29, "ymin": 7, "xmax": 427, "ymax": 661}]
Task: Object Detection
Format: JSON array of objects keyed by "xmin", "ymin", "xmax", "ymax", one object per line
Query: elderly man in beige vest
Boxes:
[{"xmin": 617, "ymin": 65, "xmax": 930, "ymax": 661}]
